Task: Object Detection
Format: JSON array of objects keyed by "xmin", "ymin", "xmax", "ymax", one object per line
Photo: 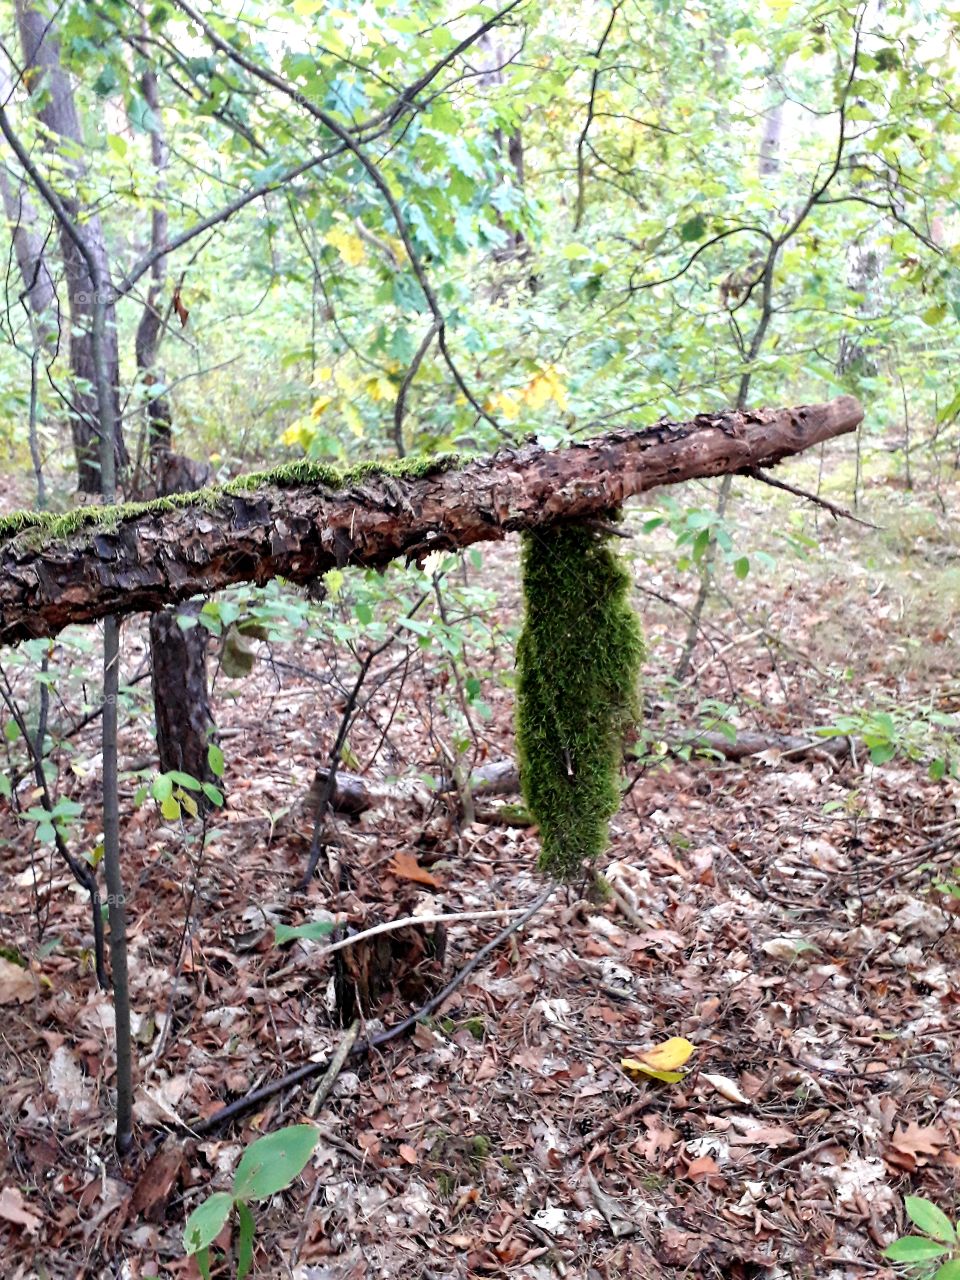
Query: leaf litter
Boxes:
[{"xmin": 0, "ymin": 482, "xmax": 957, "ymax": 1277}]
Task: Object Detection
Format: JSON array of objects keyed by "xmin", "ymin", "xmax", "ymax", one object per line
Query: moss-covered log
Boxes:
[{"xmin": 0, "ymin": 395, "xmax": 861, "ymax": 646}]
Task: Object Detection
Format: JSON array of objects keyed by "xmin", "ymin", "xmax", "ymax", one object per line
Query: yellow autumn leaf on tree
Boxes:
[
  {"xmin": 521, "ymin": 365, "xmax": 569, "ymax": 412},
  {"xmin": 326, "ymin": 225, "xmax": 366, "ymax": 267},
  {"xmin": 280, "ymin": 418, "xmax": 313, "ymax": 449},
  {"xmin": 310, "ymin": 394, "xmax": 334, "ymax": 420},
  {"xmin": 488, "ymin": 390, "xmax": 522, "ymax": 422},
  {"xmin": 621, "ymin": 1036, "xmax": 695, "ymax": 1083},
  {"xmin": 365, "ymin": 374, "xmax": 397, "ymax": 403}
]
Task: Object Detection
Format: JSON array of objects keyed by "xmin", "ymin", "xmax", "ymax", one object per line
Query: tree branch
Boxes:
[{"xmin": 0, "ymin": 395, "xmax": 862, "ymax": 646}]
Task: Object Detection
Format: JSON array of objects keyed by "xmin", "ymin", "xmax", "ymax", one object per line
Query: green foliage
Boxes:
[
  {"xmin": 515, "ymin": 525, "xmax": 644, "ymax": 879},
  {"xmin": 183, "ymin": 1125, "xmax": 319, "ymax": 1279},
  {"xmin": 151, "ymin": 768, "xmax": 224, "ymax": 821},
  {"xmin": 884, "ymin": 1196, "xmax": 960, "ymax": 1279}
]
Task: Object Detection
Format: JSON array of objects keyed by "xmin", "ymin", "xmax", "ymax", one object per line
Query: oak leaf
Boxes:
[{"xmin": 387, "ymin": 852, "xmax": 441, "ymax": 888}]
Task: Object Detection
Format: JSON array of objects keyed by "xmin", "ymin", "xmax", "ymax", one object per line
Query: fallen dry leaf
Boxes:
[
  {"xmin": 742, "ymin": 1125, "xmax": 798, "ymax": 1148},
  {"xmin": 685, "ymin": 1155, "xmax": 720, "ymax": 1181},
  {"xmin": 886, "ymin": 1121, "xmax": 949, "ymax": 1169},
  {"xmin": 387, "ymin": 852, "xmax": 441, "ymax": 888},
  {"xmin": 0, "ymin": 1186, "xmax": 42, "ymax": 1235},
  {"xmin": 702, "ymin": 1073, "xmax": 751, "ymax": 1105},
  {"xmin": 0, "ymin": 957, "xmax": 34, "ymax": 1005}
]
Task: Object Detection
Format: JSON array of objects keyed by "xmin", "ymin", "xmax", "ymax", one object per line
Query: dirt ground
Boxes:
[{"xmin": 0, "ymin": 459, "xmax": 958, "ymax": 1279}]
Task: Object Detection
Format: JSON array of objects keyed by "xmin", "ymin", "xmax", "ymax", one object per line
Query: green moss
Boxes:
[
  {"xmin": 0, "ymin": 453, "xmax": 461, "ymax": 547},
  {"xmin": 516, "ymin": 524, "xmax": 644, "ymax": 880}
]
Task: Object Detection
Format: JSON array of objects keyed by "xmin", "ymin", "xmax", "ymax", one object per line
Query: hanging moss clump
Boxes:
[{"xmin": 515, "ymin": 524, "xmax": 644, "ymax": 880}]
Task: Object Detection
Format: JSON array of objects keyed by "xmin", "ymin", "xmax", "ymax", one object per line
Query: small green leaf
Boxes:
[
  {"xmin": 935, "ymin": 1261, "xmax": 960, "ymax": 1280},
  {"xmin": 160, "ymin": 795, "xmax": 181, "ymax": 821},
  {"xmin": 168, "ymin": 770, "xmax": 202, "ymax": 791},
  {"xmin": 152, "ymin": 774, "xmax": 174, "ymax": 802},
  {"xmin": 207, "ymin": 743, "xmax": 225, "ymax": 778},
  {"xmin": 679, "ymin": 213, "xmax": 707, "ymax": 242},
  {"xmin": 733, "ymin": 556, "xmax": 750, "ymax": 580},
  {"xmin": 275, "ymin": 920, "xmax": 335, "ymax": 946},
  {"xmin": 4, "ymin": 720, "xmax": 19, "ymax": 742},
  {"xmin": 883, "ymin": 1238, "xmax": 949, "ymax": 1262},
  {"xmin": 202, "ymin": 782, "xmax": 225, "ymax": 807},
  {"xmin": 355, "ymin": 603, "xmax": 373, "ymax": 625},
  {"xmin": 184, "ymin": 1191, "xmax": 234, "ymax": 1254},
  {"xmin": 906, "ymin": 1197, "xmax": 958, "ymax": 1244},
  {"xmin": 232, "ymin": 1125, "xmax": 319, "ymax": 1201}
]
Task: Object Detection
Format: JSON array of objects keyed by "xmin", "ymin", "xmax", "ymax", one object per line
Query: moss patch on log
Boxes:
[
  {"xmin": 515, "ymin": 524, "xmax": 644, "ymax": 880},
  {"xmin": 0, "ymin": 454, "xmax": 461, "ymax": 547}
]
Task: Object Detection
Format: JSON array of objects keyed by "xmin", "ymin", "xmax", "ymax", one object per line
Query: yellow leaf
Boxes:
[
  {"xmin": 621, "ymin": 1059, "xmax": 686, "ymax": 1084},
  {"xmin": 521, "ymin": 364, "xmax": 568, "ymax": 412},
  {"xmin": 365, "ymin": 375, "xmax": 396, "ymax": 403},
  {"xmin": 622, "ymin": 1036, "xmax": 695, "ymax": 1082},
  {"xmin": 344, "ymin": 403, "xmax": 364, "ymax": 437},
  {"xmin": 312, "ymin": 365, "xmax": 333, "ymax": 385},
  {"xmin": 326, "ymin": 226, "xmax": 366, "ymax": 267},
  {"xmin": 639, "ymin": 1036, "xmax": 695, "ymax": 1070},
  {"xmin": 280, "ymin": 418, "xmax": 313, "ymax": 448},
  {"xmin": 489, "ymin": 390, "xmax": 521, "ymax": 422},
  {"xmin": 310, "ymin": 394, "xmax": 334, "ymax": 419}
]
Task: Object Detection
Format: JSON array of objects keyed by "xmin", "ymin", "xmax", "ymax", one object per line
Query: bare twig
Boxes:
[{"xmin": 742, "ymin": 466, "xmax": 880, "ymax": 528}]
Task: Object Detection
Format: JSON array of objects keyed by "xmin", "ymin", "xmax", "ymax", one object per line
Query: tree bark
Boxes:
[
  {"xmin": 133, "ymin": 28, "xmax": 217, "ymax": 793},
  {"xmin": 0, "ymin": 395, "xmax": 862, "ymax": 646},
  {"xmin": 16, "ymin": 0, "xmax": 127, "ymax": 493}
]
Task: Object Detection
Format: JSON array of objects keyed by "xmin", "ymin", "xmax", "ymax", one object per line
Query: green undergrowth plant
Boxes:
[
  {"xmin": 183, "ymin": 1124, "xmax": 320, "ymax": 1279},
  {"xmin": 515, "ymin": 523, "xmax": 644, "ymax": 879},
  {"xmin": 884, "ymin": 1195, "xmax": 960, "ymax": 1278}
]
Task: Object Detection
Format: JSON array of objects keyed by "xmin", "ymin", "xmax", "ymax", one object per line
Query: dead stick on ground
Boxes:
[
  {"xmin": 307, "ymin": 1020, "xmax": 360, "ymax": 1118},
  {"xmin": 566, "ymin": 1092, "xmax": 651, "ymax": 1159},
  {"xmin": 270, "ymin": 905, "xmax": 530, "ymax": 981}
]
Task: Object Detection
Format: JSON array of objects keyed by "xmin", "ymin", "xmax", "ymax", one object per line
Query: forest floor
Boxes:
[{"xmin": 0, "ymin": 456, "xmax": 959, "ymax": 1280}]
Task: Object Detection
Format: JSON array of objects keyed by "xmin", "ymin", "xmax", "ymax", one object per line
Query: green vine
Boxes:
[{"xmin": 515, "ymin": 524, "xmax": 644, "ymax": 880}]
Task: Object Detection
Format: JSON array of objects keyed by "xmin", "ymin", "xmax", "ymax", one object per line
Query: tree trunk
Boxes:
[
  {"xmin": 16, "ymin": 0, "xmax": 127, "ymax": 493},
  {"xmin": 134, "ymin": 38, "xmax": 217, "ymax": 793},
  {"xmin": 0, "ymin": 395, "xmax": 862, "ymax": 646},
  {"xmin": 0, "ymin": 61, "xmax": 57, "ymax": 347}
]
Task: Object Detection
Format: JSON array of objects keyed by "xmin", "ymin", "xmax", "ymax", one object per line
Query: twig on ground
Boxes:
[
  {"xmin": 566, "ymin": 1092, "xmax": 651, "ymax": 1159},
  {"xmin": 307, "ymin": 1019, "xmax": 360, "ymax": 1119}
]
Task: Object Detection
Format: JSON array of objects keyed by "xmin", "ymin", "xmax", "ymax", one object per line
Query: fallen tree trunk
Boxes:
[
  {"xmin": 0, "ymin": 395, "xmax": 862, "ymax": 646},
  {"xmin": 312, "ymin": 733, "xmax": 854, "ymax": 817}
]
